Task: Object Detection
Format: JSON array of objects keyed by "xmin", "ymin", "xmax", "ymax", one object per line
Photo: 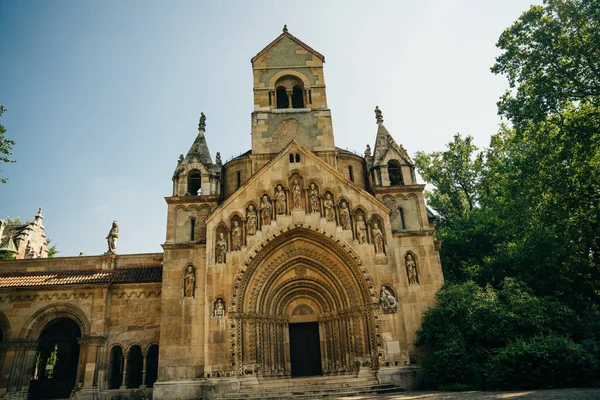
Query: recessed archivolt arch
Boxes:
[
  {"xmin": 20, "ymin": 303, "xmax": 90, "ymax": 340},
  {"xmin": 230, "ymin": 223, "xmax": 376, "ymax": 313}
]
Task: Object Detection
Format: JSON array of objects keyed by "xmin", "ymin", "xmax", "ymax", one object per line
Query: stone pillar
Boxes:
[
  {"xmin": 120, "ymin": 355, "xmax": 128, "ymax": 389},
  {"xmin": 77, "ymin": 336, "xmax": 106, "ymax": 389},
  {"xmin": 286, "ymin": 91, "xmax": 292, "ymax": 108},
  {"xmin": 140, "ymin": 350, "xmax": 147, "ymax": 389}
]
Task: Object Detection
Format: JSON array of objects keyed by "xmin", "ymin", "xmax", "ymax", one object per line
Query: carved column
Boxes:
[
  {"xmin": 286, "ymin": 91, "xmax": 293, "ymax": 108},
  {"xmin": 241, "ymin": 218, "xmax": 247, "ymax": 247},
  {"xmin": 140, "ymin": 349, "xmax": 147, "ymax": 389},
  {"xmin": 120, "ymin": 355, "xmax": 128, "ymax": 389}
]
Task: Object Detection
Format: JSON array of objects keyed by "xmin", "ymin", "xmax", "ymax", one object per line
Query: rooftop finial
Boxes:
[
  {"xmin": 198, "ymin": 112, "xmax": 206, "ymax": 130},
  {"xmin": 375, "ymin": 106, "xmax": 383, "ymax": 124},
  {"xmin": 283, "ymin": 24, "xmax": 288, "ymax": 33}
]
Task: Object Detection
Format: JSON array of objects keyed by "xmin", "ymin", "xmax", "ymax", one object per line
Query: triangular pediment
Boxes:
[
  {"xmin": 372, "ymin": 123, "xmax": 413, "ymax": 167},
  {"xmin": 206, "ymin": 141, "xmax": 388, "ymax": 225},
  {"xmin": 251, "ymin": 31, "xmax": 325, "ymax": 64}
]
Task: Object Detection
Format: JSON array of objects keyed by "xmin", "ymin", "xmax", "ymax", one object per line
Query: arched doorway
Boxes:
[
  {"xmin": 29, "ymin": 318, "xmax": 80, "ymax": 399},
  {"xmin": 231, "ymin": 226, "xmax": 377, "ymax": 378}
]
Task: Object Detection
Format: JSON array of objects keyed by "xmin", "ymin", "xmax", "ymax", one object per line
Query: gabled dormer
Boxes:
[
  {"xmin": 250, "ymin": 26, "xmax": 335, "ymax": 155},
  {"xmin": 172, "ymin": 113, "xmax": 221, "ymax": 197},
  {"xmin": 369, "ymin": 106, "xmax": 416, "ymax": 187}
]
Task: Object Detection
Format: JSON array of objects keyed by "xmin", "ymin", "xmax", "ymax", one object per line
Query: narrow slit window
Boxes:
[
  {"xmin": 348, "ymin": 166, "xmax": 354, "ymax": 182},
  {"xmin": 237, "ymin": 171, "xmax": 241, "ymax": 188},
  {"xmin": 289, "ymin": 154, "xmax": 294, "ymax": 163},
  {"xmin": 295, "ymin": 154, "xmax": 300, "ymax": 163},
  {"xmin": 399, "ymin": 208, "xmax": 406, "ymax": 230},
  {"xmin": 190, "ymin": 217, "xmax": 196, "ymax": 241}
]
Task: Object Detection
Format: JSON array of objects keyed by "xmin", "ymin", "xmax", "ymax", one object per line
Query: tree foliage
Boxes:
[
  {"xmin": 0, "ymin": 105, "xmax": 16, "ymax": 184},
  {"xmin": 415, "ymin": 0, "xmax": 600, "ymax": 390}
]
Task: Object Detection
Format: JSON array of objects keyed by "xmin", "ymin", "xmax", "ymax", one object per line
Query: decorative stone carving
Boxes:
[
  {"xmin": 339, "ymin": 200, "xmax": 351, "ymax": 230},
  {"xmin": 380, "ymin": 285, "xmax": 397, "ymax": 314},
  {"xmin": 260, "ymin": 195, "xmax": 272, "ymax": 225},
  {"xmin": 364, "ymin": 144, "xmax": 371, "ymax": 158},
  {"xmin": 323, "ymin": 193, "xmax": 334, "ymax": 222},
  {"xmin": 199, "ymin": 112, "xmax": 206, "ymax": 129},
  {"xmin": 355, "ymin": 215, "xmax": 367, "ymax": 244},
  {"xmin": 375, "ymin": 105, "xmax": 383, "ymax": 123},
  {"xmin": 215, "ymin": 152, "xmax": 222, "ymax": 167},
  {"xmin": 291, "ymin": 179, "xmax": 302, "ymax": 210},
  {"xmin": 308, "ymin": 183, "xmax": 320, "ymax": 214},
  {"xmin": 275, "ymin": 184, "xmax": 286, "ymax": 215},
  {"xmin": 231, "ymin": 221, "xmax": 242, "ymax": 251},
  {"xmin": 213, "ymin": 298, "xmax": 226, "ymax": 319},
  {"xmin": 406, "ymin": 253, "xmax": 419, "ymax": 285},
  {"xmin": 246, "ymin": 205, "xmax": 257, "ymax": 236},
  {"xmin": 184, "ymin": 265, "xmax": 195, "ymax": 297},
  {"xmin": 105, "ymin": 221, "xmax": 119, "ymax": 254},
  {"xmin": 371, "ymin": 222, "xmax": 385, "ymax": 254},
  {"xmin": 216, "ymin": 232, "xmax": 227, "ymax": 263}
]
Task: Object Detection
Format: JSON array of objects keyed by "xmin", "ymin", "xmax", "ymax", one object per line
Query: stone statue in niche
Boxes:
[
  {"xmin": 231, "ymin": 221, "xmax": 242, "ymax": 251},
  {"xmin": 372, "ymin": 222, "xmax": 385, "ymax": 254},
  {"xmin": 213, "ymin": 298, "xmax": 226, "ymax": 319},
  {"xmin": 184, "ymin": 265, "xmax": 195, "ymax": 297},
  {"xmin": 260, "ymin": 195, "xmax": 272, "ymax": 225},
  {"xmin": 291, "ymin": 179, "xmax": 302, "ymax": 209},
  {"xmin": 216, "ymin": 232, "xmax": 227, "ymax": 263},
  {"xmin": 380, "ymin": 285, "xmax": 398, "ymax": 314},
  {"xmin": 105, "ymin": 221, "xmax": 119, "ymax": 254},
  {"xmin": 246, "ymin": 205, "xmax": 257, "ymax": 236},
  {"xmin": 308, "ymin": 183, "xmax": 320, "ymax": 214},
  {"xmin": 275, "ymin": 184, "xmax": 286, "ymax": 215},
  {"xmin": 323, "ymin": 193, "xmax": 335, "ymax": 222},
  {"xmin": 339, "ymin": 200, "xmax": 351, "ymax": 230},
  {"xmin": 406, "ymin": 253, "xmax": 419, "ymax": 285},
  {"xmin": 355, "ymin": 215, "xmax": 367, "ymax": 244}
]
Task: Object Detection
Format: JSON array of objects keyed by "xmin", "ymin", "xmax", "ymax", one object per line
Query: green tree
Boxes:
[
  {"xmin": 0, "ymin": 105, "xmax": 16, "ymax": 183},
  {"xmin": 491, "ymin": 0, "xmax": 600, "ymax": 128},
  {"xmin": 414, "ymin": 134, "xmax": 484, "ymax": 221}
]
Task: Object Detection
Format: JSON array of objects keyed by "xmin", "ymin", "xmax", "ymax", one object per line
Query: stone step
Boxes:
[
  {"xmin": 242, "ymin": 376, "xmax": 377, "ymax": 389},
  {"xmin": 221, "ymin": 383, "xmax": 405, "ymax": 400}
]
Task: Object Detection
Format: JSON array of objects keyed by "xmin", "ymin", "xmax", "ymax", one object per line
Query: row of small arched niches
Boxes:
[{"xmin": 107, "ymin": 343, "xmax": 159, "ymax": 390}]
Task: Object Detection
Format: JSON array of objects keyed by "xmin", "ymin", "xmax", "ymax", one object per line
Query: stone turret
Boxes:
[{"xmin": 0, "ymin": 208, "xmax": 48, "ymax": 259}]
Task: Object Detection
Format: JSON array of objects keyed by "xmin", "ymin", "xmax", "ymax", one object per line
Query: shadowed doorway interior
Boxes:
[{"xmin": 289, "ymin": 322, "xmax": 322, "ymax": 377}]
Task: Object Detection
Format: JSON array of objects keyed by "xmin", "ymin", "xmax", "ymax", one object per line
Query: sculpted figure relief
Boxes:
[
  {"xmin": 106, "ymin": 221, "xmax": 119, "ymax": 254},
  {"xmin": 213, "ymin": 298, "xmax": 226, "ymax": 319},
  {"xmin": 380, "ymin": 285, "xmax": 398, "ymax": 314},
  {"xmin": 216, "ymin": 232, "xmax": 227, "ymax": 263},
  {"xmin": 372, "ymin": 222, "xmax": 385, "ymax": 254},
  {"xmin": 356, "ymin": 215, "xmax": 367, "ymax": 244},
  {"xmin": 275, "ymin": 184, "xmax": 286, "ymax": 215},
  {"xmin": 261, "ymin": 195, "xmax": 272, "ymax": 225},
  {"xmin": 406, "ymin": 253, "xmax": 419, "ymax": 284},
  {"xmin": 308, "ymin": 183, "xmax": 320, "ymax": 214},
  {"xmin": 184, "ymin": 265, "xmax": 195, "ymax": 297},
  {"xmin": 339, "ymin": 200, "xmax": 351, "ymax": 230},
  {"xmin": 231, "ymin": 221, "xmax": 242, "ymax": 251},
  {"xmin": 292, "ymin": 179, "xmax": 302, "ymax": 209},
  {"xmin": 246, "ymin": 205, "xmax": 257, "ymax": 236},
  {"xmin": 323, "ymin": 193, "xmax": 335, "ymax": 222}
]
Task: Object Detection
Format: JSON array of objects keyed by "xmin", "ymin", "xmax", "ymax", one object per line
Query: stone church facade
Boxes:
[{"xmin": 0, "ymin": 29, "xmax": 444, "ymax": 400}]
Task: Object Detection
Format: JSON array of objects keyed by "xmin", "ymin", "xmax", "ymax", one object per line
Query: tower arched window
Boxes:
[
  {"xmin": 188, "ymin": 171, "xmax": 201, "ymax": 195},
  {"xmin": 388, "ymin": 161, "xmax": 403, "ymax": 185},
  {"xmin": 292, "ymin": 85, "xmax": 304, "ymax": 108},
  {"xmin": 276, "ymin": 86, "xmax": 289, "ymax": 109}
]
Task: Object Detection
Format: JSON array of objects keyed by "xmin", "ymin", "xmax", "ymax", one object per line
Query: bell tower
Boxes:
[{"xmin": 250, "ymin": 26, "xmax": 335, "ymax": 155}]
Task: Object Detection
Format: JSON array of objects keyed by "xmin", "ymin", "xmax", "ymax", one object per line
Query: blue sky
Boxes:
[{"xmin": 0, "ymin": 0, "xmax": 538, "ymax": 257}]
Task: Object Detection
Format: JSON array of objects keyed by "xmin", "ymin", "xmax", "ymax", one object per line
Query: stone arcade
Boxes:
[{"xmin": 0, "ymin": 29, "xmax": 444, "ymax": 399}]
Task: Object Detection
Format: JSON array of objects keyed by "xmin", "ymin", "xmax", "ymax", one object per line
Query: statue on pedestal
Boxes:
[{"xmin": 106, "ymin": 221, "xmax": 119, "ymax": 254}]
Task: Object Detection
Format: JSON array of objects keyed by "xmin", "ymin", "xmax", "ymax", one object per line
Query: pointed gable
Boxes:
[
  {"xmin": 251, "ymin": 31, "xmax": 325, "ymax": 65},
  {"xmin": 372, "ymin": 123, "xmax": 413, "ymax": 167}
]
